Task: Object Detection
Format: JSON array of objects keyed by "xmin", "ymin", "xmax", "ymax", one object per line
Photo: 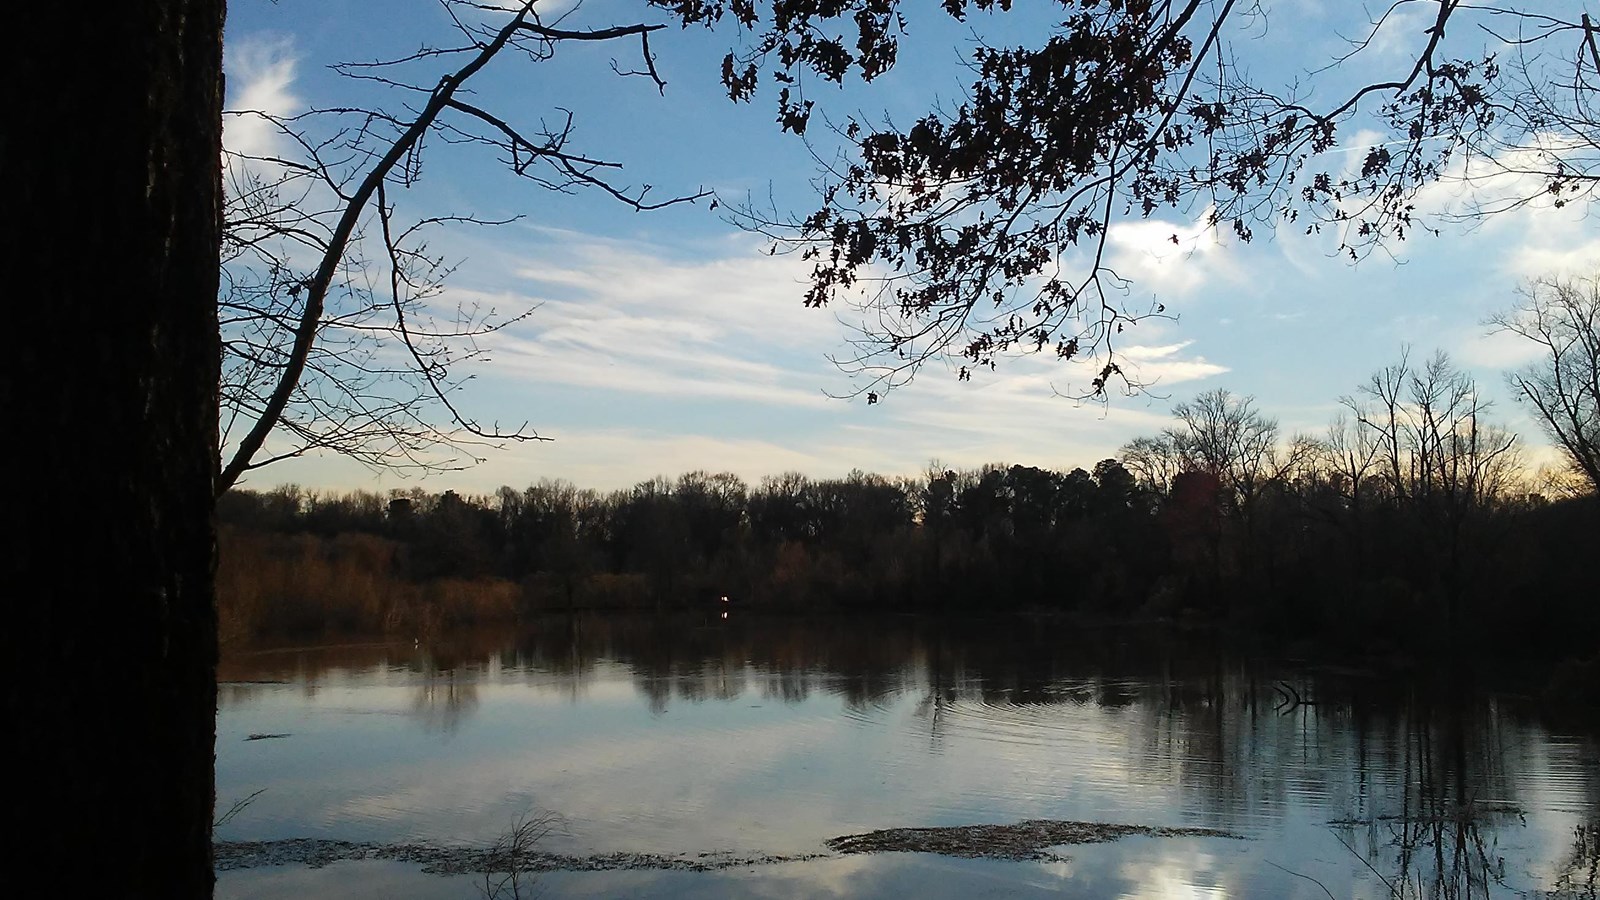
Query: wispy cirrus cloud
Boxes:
[
  {"xmin": 1119, "ymin": 341, "xmax": 1230, "ymax": 386},
  {"xmin": 340, "ymin": 227, "xmax": 1201, "ymax": 486},
  {"xmin": 467, "ymin": 427, "xmax": 842, "ymax": 491},
  {"xmin": 223, "ymin": 35, "xmax": 300, "ymax": 158},
  {"xmin": 457, "ymin": 229, "xmax": 843, "ymax": 409}
]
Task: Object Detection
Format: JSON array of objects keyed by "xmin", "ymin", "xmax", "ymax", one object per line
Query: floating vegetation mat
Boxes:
[
  {"xmin": 215, "ymin": 819, "xmax": 1243, "ymax": 874},
  {"xmin": 214, "ymin": 838, "xmax": 823, "ymax": 874},
  {"xmin": 826, "ymin": 820, "xmax": 1245, "ymax": 861}
]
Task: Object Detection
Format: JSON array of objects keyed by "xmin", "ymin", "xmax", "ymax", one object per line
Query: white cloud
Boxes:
[
  {"xmin": 1119, "ymin": 341, "xmax": 1230, "ymax": 387},
  {"xmin": 470, "ymin": 428, "xmax": 838, "ymax": 490},
  {"xmin": 223, "ymin": 35, "xmax": 300, "ymax": 158},
  {"xmin": 485, "ymin": 297, "xmax": 830, "ymax": 409},
  {"xmin": 451, "ymin": 231, "xmax": 842, "ymax": 410},
  {"xmin": 1382, "ymin": 312, "xmax": 1443, "ymax": 343},
  {"xmin": 231, "ymin": 224, "xmax": 1190, "ymax": 493},
  {"xmin": 482, "ymin": 0, "xmax": 580, "ymax": 17},
  {"xmin": 483, "ymin": 229, "xmax": 1226, "ymax": 470},
  {"xmin": 858, "ymin": 358, "xmax": 1180, "ymax": 467},
  {"xmin": 1357, "ymin": 131, "xmax": 1600, "ymax": 279},
  {"xmin": 1359, "ymin": 2, "xmax": 1436, "ymax": 62},
  {"xmin": 1278, "ymin": 128, "xmax": 1600, "ymax": 290},
  {"xmin": 511, "ymin": 230, "xmax": 838, "ymax": 348},
  {"xmin": 1454, "ymin": 327, "xmax": 1545, "ymax": 370},
  {"xmin": 1504, "ymin": 233, "xmax": 1600, "ymax": 281},
  {"xmin": 1104, "ymin": 207, "xmax": 1236, "ymax": 299}
]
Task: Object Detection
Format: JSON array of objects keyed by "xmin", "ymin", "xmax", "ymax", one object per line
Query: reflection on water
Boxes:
[{"xmin": 215, "ymin": 615, "xmax": 1600, "ymax": 899}]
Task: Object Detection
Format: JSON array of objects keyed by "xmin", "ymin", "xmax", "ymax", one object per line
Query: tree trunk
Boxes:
[{"xmin": 4, "ymin": 2, "xmax": 224, "ymax": 896}]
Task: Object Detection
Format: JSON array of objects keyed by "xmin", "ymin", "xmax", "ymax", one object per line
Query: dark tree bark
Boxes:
[{"xmin": 4, "ymin": 2, "xmax": 225, "ymax": 896}]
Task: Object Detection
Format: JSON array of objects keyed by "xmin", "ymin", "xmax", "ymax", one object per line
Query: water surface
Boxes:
[{"xmin": 215, "ymin": 615, "xmax": 1600, "ymax": 898}]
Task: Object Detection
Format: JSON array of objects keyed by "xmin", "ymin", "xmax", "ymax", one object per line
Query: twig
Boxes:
[
  {"xmin": 213, "ymin": 788, "xmax": 267, "ymax": 829},
  {"xmin": 1266, "ymin": 859, "xmax": 1338, "ymax": 900},
  {"xmin": 1332, "ymin": 827, "xmax": 1401, "ymax": 897}
]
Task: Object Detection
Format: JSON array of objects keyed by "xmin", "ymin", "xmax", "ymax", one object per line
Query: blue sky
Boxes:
[{"xmin": 222, "ymin": 0, "xmax": 1600, "ymax": 493}]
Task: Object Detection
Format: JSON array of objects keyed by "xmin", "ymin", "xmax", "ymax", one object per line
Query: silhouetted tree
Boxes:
[
  {"xmin": 1349, "ymin": 351, "xmax": 1520, "ymax": 515},
  {"xmin": 1155, "ymin": 389, "xmax": 1311, "ymax": 600},
  {"xmin": 1090, "ymin": 458, "xmax": 1142, "ymax": 515},
  {"xmin": 737, "ymin": 2, "xmax": 1600, "ymax": 398},
  {"xmin": 214, "ymin": 424, "xmax": 1600, "ymax": 659},
  {"xmin": 1489, "ymin": 272, "xmax": 1600, "ymax": 494},
  {"xmin": 7, "ymin": 2, "xmax": 224, "ymax": 895},
  {"xmin": 675, "ymin": 471, "xmax": 749, "ymax": 562},
  {"xmin": 1119, "ymin": 435, "xmax": 1181, "ymax": 497},
  {"xmin": 222, "ymin": 2, "xmax": 1600, "ymax": 488},
  {"xmin": 219, "ymin": 0, "xmax": 1001, "ymax": 487},
  {"xmin": 218, "ymin": 1, "xmax": 719, "ymax": 490},
  {"xmin": 1346, "ymin": 350, "xmax": 1521, "ymax": 629},
  {"xmin": 613, "ymin": 478, "xmax": 695, "ymax": 603},
  {"xmin": 1167, "ymin": 390, "xmax": 1285, "ymax": 512}
]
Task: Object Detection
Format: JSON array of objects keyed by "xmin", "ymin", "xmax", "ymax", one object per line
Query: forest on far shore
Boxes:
[{"xmin": 219, "ymin": 352, "xmax": 1598, "ymax": 682}]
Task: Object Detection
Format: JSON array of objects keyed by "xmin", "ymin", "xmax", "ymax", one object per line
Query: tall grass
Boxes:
[{"xmin": 217, "ymin": 527, "xmax": 521, "ymax": 643}]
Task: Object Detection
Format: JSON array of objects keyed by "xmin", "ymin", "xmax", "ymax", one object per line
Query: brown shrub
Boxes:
[{"xmin": 218, "ymin": 527, "xmax": 523, "ymax": 641}]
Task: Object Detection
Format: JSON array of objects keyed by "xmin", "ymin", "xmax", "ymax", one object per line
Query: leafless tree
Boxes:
[
  {"xmin": 1488, "ymin": 272, "xmax": 1600, "ymax": 493},
  {"xmin": 218, "ymin": 0, "xmax": 710, "ymax": 494},
  {"xmin": 1315, "ymin": 411, "xmax": 1386, "ymax": 512},
  {"xmin": 1343, "ymin": 349, "xmax": 1521, "ymax": 619},
  {"xmin": 216, "ymin": 0, "xmax": 1600, "ymax": 490},
  {"xmin": 1348, "ymin": 350, "xmax": 1522, "ymax": 511},
  {"xmin": 1164, "ymin": 389, "xmax": 1314, "ymax": 514},
  {"xmin": 480, "ymin": 810, "xmax": 562, "ymax": 900},
  {"xmin": 1118, "ymin": 434, "xmax": 1182, "ymax": 496}
]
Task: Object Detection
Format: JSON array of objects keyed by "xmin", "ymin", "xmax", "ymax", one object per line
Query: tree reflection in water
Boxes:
[
  {"xmin": 217, "ymin": 613, "xmax": 1599, "ymax": 896},
  {"xmin": 1320, "ymin": 680, "xmax": 1599, "ymax": 900},
  {"xmin": 410, "ymin": 663, "xmax": 479, "ymax": 734},
  {"xmin": 1336, "ymin": 799, "xmax": 1515, "ymax": 899},
  {"xmin": 1553, "ymin": 821, "xmax": 1600, "ymax": 900}
]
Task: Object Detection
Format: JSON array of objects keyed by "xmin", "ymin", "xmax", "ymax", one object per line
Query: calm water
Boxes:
[{"xmin": 214, "ymin": 615, "xmax": 1600, "ymax": 899}]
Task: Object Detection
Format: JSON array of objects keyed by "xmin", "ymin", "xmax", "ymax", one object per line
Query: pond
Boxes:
[{"xmin": 214, "ymin": 614, "xmax": 1599, "ymax": 898}]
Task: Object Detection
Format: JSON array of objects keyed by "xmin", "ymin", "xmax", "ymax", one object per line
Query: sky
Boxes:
[{"xmin": 221, "ymin": 0, "xmax": 1600, "ymax": 495}]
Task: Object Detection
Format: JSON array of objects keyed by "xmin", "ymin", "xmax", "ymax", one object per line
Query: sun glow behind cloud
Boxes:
[
  {"xmin": 1104, "ymin": 207, "xmax": 1238, "ymax": 299},
  {"xmin": 223, "ymin": 35, "xmax": 299, "ymax": 158}
]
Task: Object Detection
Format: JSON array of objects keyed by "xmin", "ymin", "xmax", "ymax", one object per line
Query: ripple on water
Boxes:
[
  {"xmin": 929, "ymin": 695, "xmax": 1132, "ymax": 750},
  {"xmin": 215, "ymin": 621, "xmax": 1600, "ymax": 900},
  {"xmin": 839, "ymin": 695, "xmax": 902, "ymax": 727}
]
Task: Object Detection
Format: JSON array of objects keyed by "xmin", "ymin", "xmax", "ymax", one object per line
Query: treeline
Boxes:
[
  {"xmin": 216, "ymin": 461, "xmax": 1162, "ymax": 640},
  {"xmin": 218, "ymin": 350, "xmax": 1598, "ymax": 664}
]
